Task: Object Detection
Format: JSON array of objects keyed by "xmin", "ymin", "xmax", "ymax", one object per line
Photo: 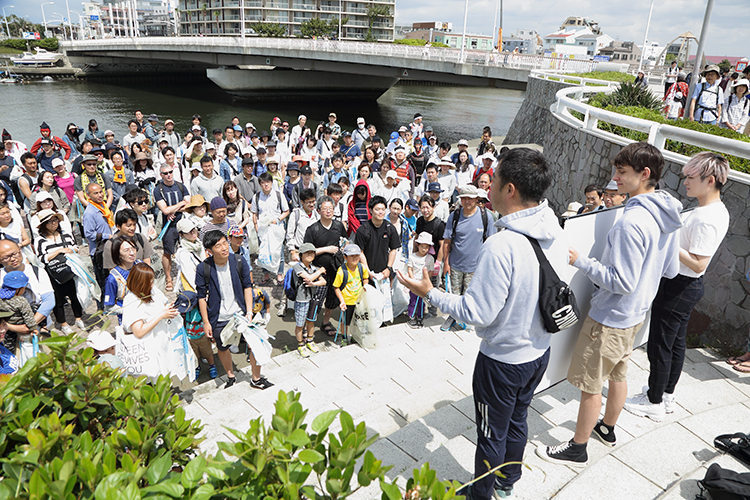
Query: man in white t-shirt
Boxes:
[
  {"xmin": 251, "ymin": 172, "xmax": 290, "ymax": 286},
  {"xmin": 624, "ymin": 152, "xmax": 730, "ymax": 421},
  {"xmin": 689, "ymin": 64, "xmax": 724, "ymax": 124}
]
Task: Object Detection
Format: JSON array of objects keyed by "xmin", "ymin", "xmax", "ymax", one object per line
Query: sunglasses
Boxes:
[
  {"xmin": 161, "ymin": 170, "xmax": 173, "ymax": 175},
  {"xmin": 135, "ymin": 198, "xmax": 148, "ymax": 204}
]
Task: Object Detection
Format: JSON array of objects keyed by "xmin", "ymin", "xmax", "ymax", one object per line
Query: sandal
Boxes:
[
  {"xmin": 727, "ymin": 356, "xmax": 750, "ymax": 366},
  {"xmin": 165, "ymin": 281, "xmax": 174, "ymax": 292},
  {"xmin": 733, "ymin": 362, "xmax": 750, "ymax": 373},
  {"xmin": 321, "ymin": 323, "xmax": 336, "ymax": 336}
]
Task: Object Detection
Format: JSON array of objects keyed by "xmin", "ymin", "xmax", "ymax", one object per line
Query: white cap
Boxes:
[
  {"xmin": 458, "ymin": 139, "xmax": 469, "ymax": 146},
  {"xmin": 415, "ymin": 232, "xmax": 433, "ymax": 246},
  {"xmin": 398, "ymin": 125, "xmax": 408, "ymax": 132},
  {"xmin": 192, "ymin": 124, "xmax": 201, "ymax": 131},
  {"xmin": 35, "ymin": 191, "xmax": 53, "ymax": 203},
  {"xmin": 385, "ymin": 170, "xmax": 398, "ymax": 179},
  {"xmin": 104, "ymin": 129, "xmax": 114, "ymax": 136},
  {"xmin": 732, "ymin": 78, "xmax": 749, "ymax": 88},
  {"xmin": 86, "ymin": 330, "xmax": 116, "ymax": 351},
  {"xmin": 562, "ymin": 201, "xmax": 583, "ymax": 217},
  {"xmin": 176, "ymin": 218, "xmax": 197, "ymax": 233},
  {"xmin": 357, "ymin": 117, "xmax": 365, "ymax": 124},
  {"xmin": 477, "ymin": 188, "xmax": 489, "ymax": 201},
  {"xmin": 480, "ymin": 152, "xmax": 496, "ymax": 161},
  {"xmin": 297, "ymin": 115, "xmax": 306, "ymax": 121},
  {"xmin": 246, "ymin": 122, "xmax": 255, "ymax": 129},
  {"xmin": 190, "ymin": 162, "xmax": 202, "ymax": 172},
  {"xmin": 51, "ymin": 158, "xmax": 65, "ymax": 169},
  {"xmin": 605, "ymin": 180, "xmax": 618, "ymax": 191}
]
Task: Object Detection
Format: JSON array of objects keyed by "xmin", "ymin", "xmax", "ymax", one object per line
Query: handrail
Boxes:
[
  {"xmin": 60, "ymin": 37, "xmax": 595, "ymax": 72},
  {"xmin": 530, "ymin": 69, "xmax": 618, "ymax": 88},
  {"xmin": 548, "ymin": 78, "xmax": 750, "ymax": 164}
]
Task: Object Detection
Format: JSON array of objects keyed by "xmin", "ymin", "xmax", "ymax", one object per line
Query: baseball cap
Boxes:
[
  {"xmin": 51, "ymin": 158, "xmax": 65, "ymax": 169},
  {"xmin": 477, "ymin": 188, "xmax": 490, "ymax": 202},
  {"xmin": 233, "ymin": 125, "xmax": 242, "ymax": 131},
  {"xmin": 389, "ymin": 132, "xmax": 399, "ymax": 142},
  {"xmin": 424, "ymin": 125, "xmax": 434, "ymax": 132},
  {"xmin": 228, "ymin": 225, "xmax": 244, "ymax": 237},
  {"xmin": 372, "ymin": 135, "xmax": 382, "ymax": 143},
  {"xmin": 405, "ymin": 198, "xmax": 419, "ymax": 210},
  {"xmin": 458, "ymin": 139, "xmax": 469, "ymax": 146},
  {"xmin": 427, "ymin": 182, "xmax": 443, "ymax": 193},
  {"xmin": 299, "ymin": 242, "xmax": 316, "ymax": 254},
  {"xmin": 40, "ymin": 138, "xmax": 53, "ymax": 146},
  {"xmin": 246, "ymin": 122, "xmax": 255, "ymax": 129},
  {"xmin": 174, "ymin": 291, "xmax": 198, "ymax": 314},
  {"xmin": 256, "ymin": 147, "xmax": 267, "ymax": 154},
  {"xmin": 398, "ymin": 126, "xmax": 408, "ymax": 132},
  {"xmin": 341, "ymin": 131, "xmax": 352, "ymax": 137},
  {"xmin": 3, "ymin": 271, "xmax": 28, "ymax": 290},
  {"xmin": 267, "ymin": 157, "xmax": 279, "ymax": 165},
  {"xmin": 605, "ymin": 180, "xmax": 618, "ymax": 191},
  {"xmin": 357, "ymin": 117, "xmax": 365, "ymax": 124},
  {"xmin": 300, "ymin": 165, "xmax": 313, "ymax": 175},
  {"xmin": 176, "ymin": 218, "xmax": 197, "ymax": 233},
  {"xmin": 385, "ymin": 170, "xmax": 398, "ymax": 179},
  {"xmin": 35, "ymin": 191, "xmax": 54, "ymax": 203},
  {"xmin": 342, "ymin": 243, "xmax": 361, "ymax": 256}
]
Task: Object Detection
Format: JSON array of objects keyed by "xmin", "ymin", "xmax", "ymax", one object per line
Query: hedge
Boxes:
[
  {"xmin": 1, "ymin": 38, "xmax": 59, "ymax": 51},
  {"xmin": 393, "ymin": 39, "xmax": 449, "ymax": 48}
]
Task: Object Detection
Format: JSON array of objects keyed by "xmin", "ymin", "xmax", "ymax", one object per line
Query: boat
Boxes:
[
  {"xmin": 11, "ymin": 48, "xmax": 63, "ymax": 67},
  {"xmin": 0, "ymin": 65, "xmax": 22, "ymax": 83}
]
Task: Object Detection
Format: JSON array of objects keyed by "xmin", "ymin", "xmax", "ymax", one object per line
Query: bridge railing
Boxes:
[
  {"xmin": 62, "ymin": 37, "xmax": 596, "ymax": 73},
  {"xmin": 530, "ymin": 70, "xmax": 619, "ymax": 87},
  {"xmin": 548, "ymin": 76, "xmax": 750, "ymax": 167}
]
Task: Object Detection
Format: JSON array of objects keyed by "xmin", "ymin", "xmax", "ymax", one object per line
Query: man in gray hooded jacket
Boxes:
[
  {"xmin": 539, "ymin": 142, "xmax": 682, "ymax": 468},
  {"xmin": 398, "ymin": 148, "xmax": 568, "ymax": 500}
]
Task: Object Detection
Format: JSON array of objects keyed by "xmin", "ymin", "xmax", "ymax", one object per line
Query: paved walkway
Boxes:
[{"xmin": 180, "ymin": 318, "xmax": 750, "ymax": 500}]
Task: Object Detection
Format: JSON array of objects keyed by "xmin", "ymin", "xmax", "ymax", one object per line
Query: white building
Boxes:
[
  {"xmin": 575, "ymin": 32, "xmax": 613, "ymax": 57},
  {"xmin": 639, "ymin": 40, "xmax": 666, "ymax": 66},
  {"xmin": 543, "ymin": 27, "xmax": 592, "ymax": 52}
]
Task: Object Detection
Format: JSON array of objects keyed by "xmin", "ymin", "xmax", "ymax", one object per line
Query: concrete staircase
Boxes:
[{"xmin": 180, "ymin": 322, "xmax": 750, "ymax": 499}]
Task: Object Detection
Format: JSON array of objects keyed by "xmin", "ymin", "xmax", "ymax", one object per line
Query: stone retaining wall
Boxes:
[
  {"xmin": 502, "ymin": 76, "xmax": 575, "ymax": 146},
  {"xmin": 508, "ymin": 75, "xmax": 750, "ymax": 352}
]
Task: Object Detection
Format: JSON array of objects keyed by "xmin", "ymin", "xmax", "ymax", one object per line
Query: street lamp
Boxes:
[
  {"xmin": 459, "ymin": 0, "xmax": 469, "ymax": 62},
  {"xmin": 65, "ymin": 0, "xmax": 73, "ymax": 43},
  {"xmin": 41, "ymin": 2, "xmax": 54, "ymax": 37},
  {"xmin": 2, "ymin": 6, "xmax": 14, "ymax": 39},
  {"xmin": 637, "ymin": 0, "xmax": 655, "ymax": 74},
  {"xmin": 71, "ymin": 11, "xmax": 84, "ymax": 40},
  {"xmin": 52, "ymin": 13, "xmax": 67, "ymax": 39}
]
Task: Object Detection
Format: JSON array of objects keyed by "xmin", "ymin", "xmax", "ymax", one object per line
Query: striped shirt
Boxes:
[{"xmin": 36, "ymin": 231, "xmax": 76, "ymax": 265}]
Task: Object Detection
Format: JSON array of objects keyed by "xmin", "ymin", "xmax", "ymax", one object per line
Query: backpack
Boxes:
[
  {"xmin": 339, "ymin": 262, "xmax": 364, "ymax": 290},
  {"xmin": 696, "ymin": 82, "xmax": 721, "ymax": 120},
  {"xmin": 450, "ymin": 206, "xmax": 489, "ymax": 244},
  {"xmin": 698, "ymin": 463, "xmax": 750, "ymax": 500},
  {"xmin": 524, "ymin": 235, "xmax": 580, "ymax": 333},
  {"xmin": 253, "ymin": 190, "xmax": 283, "ymax": 215},
  {"xmin": 283, "ymin": 267, "xmax": 298, "ymax": 301},
  {"xmin": 109, "ymin": 268, "xmax": 128, "ymax": 302}
]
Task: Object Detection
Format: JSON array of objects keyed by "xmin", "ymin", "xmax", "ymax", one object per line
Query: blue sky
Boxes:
[{"xmin": 5, "ymin": 0, "xmax": 746, "ymax": 58}]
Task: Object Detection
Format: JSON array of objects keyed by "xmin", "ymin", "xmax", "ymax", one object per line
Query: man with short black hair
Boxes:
[
  {"xmin": 234, "ymin": 157, "xmax": 262, "ymax": 202},
  {"xmin": 122, "ymin": 120, "xmax": 146, "ymax": 151},
  {"xmin": 154, "ymin": 163, "xmax": 191, "ymax": 292},
  {"xmin": 354, "ymin": 195, "xmax": 400, "ymax": 279},
  {"xmin": 101, "ymin": 208, "xmax": 153, "ymax": 273},
  {"xmin": 398, "ymin": 148, "xmax": 567, "ymax": 500},
  {"xmin": 196, "ymin": 230, "xmax": 273, "ymax": 390},
  {"xmin": 577, "ymin": 184, "xmax": 604, "ymax": 214}
]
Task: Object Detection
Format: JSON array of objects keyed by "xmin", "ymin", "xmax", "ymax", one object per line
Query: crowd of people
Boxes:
[
  {"xmin": 663, "ymin": 61, "xmax": 750, "ymax": 131},
  {"xmin": 0, "ymin": 111, "xmax": 507, "ymax": 383}
]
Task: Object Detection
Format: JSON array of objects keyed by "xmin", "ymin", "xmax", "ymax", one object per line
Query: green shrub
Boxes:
[
  {"xmin": 0, "ymin": 333, "xmax": 465, "ymax": 500},
  {"xmin": 393, "ymin": 39, "xmax": 449, "ymax": 48},
  {"xmin": 569, "ymin": 71, "xmax": 635, "ymax": 83},
  {"xmin": 588, "ymin": 81, "xmax": 663, "ymax": 111},
  {"xmin": 1, "ymin": 38, "xmax": 59, "ymax": 51},
  {"xmin": 590, "ymin": 105, "xmax": 750, "ymax": 173}
]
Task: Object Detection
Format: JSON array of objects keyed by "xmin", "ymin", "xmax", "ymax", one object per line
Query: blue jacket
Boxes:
[
  {"xmin": 82, "ymin": 204, "xmax": 113, "ymax": 256},
  {"xmin": 195, "ymin": 253, "xmax": 252, "ymax": 325}
]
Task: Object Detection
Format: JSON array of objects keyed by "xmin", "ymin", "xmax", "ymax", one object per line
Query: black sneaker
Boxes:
[
  {"xmin": 225, "ymin": 376, "xmax": 237, "ymax": 389},
  {"xmin": 250, "ymin": 376, "xmax": 274, "ymax": 390},
  {"xmin": 408, "ymin": 319, "xmax": 421, "ymax": 329},
  {"xmin": 592, "ymin": 419, "xmax": 617, "ymax": 447},
  {"xmin": 536, "ymin": 440, "xmax": 588, "ymax": 468}
]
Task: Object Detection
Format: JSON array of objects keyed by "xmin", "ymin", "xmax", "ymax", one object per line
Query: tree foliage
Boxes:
[
  {"xmin": 0, "ymin": 14, "xmax": 45, "ymax": 39},
  {"xmin": 718, "ymin": 58, "xmax": 732, "ymax": 74},
  {"xmin": 250, "ymin": 22, "xmax": 287, "ymax": 37},
  {"xmin": 1, "ymin": 37, "xmax": 60, "ymax": 52},
  {"xmin": 393, "ymin": 38, "xmax": 449, "ymax": 48},
  {"xmin": 299, "ymin": 18, "xmax": 338, "ymax": 39},
  {"xmin": 0, "ymin": 333, "xmax": 466, "ymax": 500},
  {"xmin": 364, "ymin": 5, "xmax": 390, "ymax": 42}
]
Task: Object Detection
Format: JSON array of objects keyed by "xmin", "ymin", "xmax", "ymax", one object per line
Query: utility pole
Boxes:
[
  {"xmin": 65, "ymin": 0, "xmax": 73, "ymax": 41},
  {"xmin": 637, "ymin": 0, "xmax": 655, "ymax": 74},
  {"xmin": 459, "ymin": 0, "xmax": 468, "ymax": 62},
  {"xmin": 41, "ymin": 2, "xmax": 54, "ymax": 38},
  {"xmin": 240, "ymin": 0, "xmax": 245, "ymax": 39},
  {"xmin": 687, "ymin": 0, "xmax": 715, "ymax": 108}
]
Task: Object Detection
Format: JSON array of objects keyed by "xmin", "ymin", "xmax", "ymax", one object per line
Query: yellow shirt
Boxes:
[{"xmin": 332, "ymin": 263, "xmax": 369, "ymax": 305}]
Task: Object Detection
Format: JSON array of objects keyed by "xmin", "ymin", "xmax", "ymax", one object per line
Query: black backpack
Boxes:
[
  {"xmin": 524, "ymin": 235, "xmax": 580, "ymax": 333},
  {"xmin": 698, "ymin": 463, "xmax": 750, "ymax": 500},
  {"xmin": 450, "ymin": 206, "xmax": 489, "ymax": 244},
  {"xmin": 339, "ymin": 262, "xmax": 364, "ymax": 290}
]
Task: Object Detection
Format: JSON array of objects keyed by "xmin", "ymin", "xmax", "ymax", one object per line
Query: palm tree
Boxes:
[
  {"xmin": 365, "ymin": 5, "xmax": 390, "ymax": 42},
  {"xmin": 214, "ymin": 10, "xmax": 221, "ymax": 34},
  {"xmin": 201, "ymin": 3, "xmax": 208, "ymax": 33}
]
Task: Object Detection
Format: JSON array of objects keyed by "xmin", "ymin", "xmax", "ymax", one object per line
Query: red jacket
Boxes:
[
  {"xmin": 30, "ymin": 135, "xmax": 72, "ymax": 160},
  {"xmin": 347, "ymin": 179, "xmax": 371, "ymax": 237}
]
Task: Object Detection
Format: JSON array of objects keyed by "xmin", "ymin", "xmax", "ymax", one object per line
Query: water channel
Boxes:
[{"xmin": 0, "ymin": 79, "xmax": 524, "ymax": 146}]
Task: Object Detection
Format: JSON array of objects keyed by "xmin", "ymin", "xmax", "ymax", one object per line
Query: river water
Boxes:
[{"xmin": 0, "ymin": 80, "xmax": 523, "ymax": 146}]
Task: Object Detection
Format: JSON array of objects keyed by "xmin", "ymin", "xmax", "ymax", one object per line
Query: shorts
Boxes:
[
  {"xmin": 294, "ymin": 301, "xmax": 310, "ymax": 327},
  {"xmin": 211, "ymin": 320, "xmax": 230, "ymax": 352},
  {"xmin": 567, "ymin": 316, "xmax": 645, "ymax": 394},
  {"xmin": 162, "ymin": 224, "xmax": 179, "ymax": 255},
  {"xmin": 188, "ymin": 334, "xmax": 214, "ymax": 361},
  {"xmin": 344, "ymin": 304, "xmax": 356, "ymax": 326}
]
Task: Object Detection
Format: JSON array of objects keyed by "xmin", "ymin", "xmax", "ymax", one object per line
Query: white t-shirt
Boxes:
[
  {"xmin": 216, "ymin": 262, "xmax": 241, "ymax": 321},
  {"xmin": 408, "ymin": 252, "xmax": 435, "ymax": 275},
  {"xmin": 251, "ymin": 190, "xmax": 289, "ymax": 221},
  {"xmin": 434, "ymin": 199, "xmax": 450, "ymax": 223},
  {"xmin": 678, "ymin": 201, "xmax": 730, "ymax": 278}
]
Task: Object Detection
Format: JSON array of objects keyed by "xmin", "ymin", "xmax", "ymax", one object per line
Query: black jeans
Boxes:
[
  {"xmin": 647, "ymin": 275, "xmax": 704, "ymax": 404},
  {"xmin": 472, "ymin": 349, "xmax": 550, "ymax": 499},
  {"xmin": 52, "ymin": 278, "xmax": 84, "ymax": 324}
]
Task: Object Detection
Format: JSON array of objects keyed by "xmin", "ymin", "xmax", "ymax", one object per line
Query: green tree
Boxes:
[
  {"xmin": 299, "ymin": 18, "xmax": 337, "ymax": 38},
  {"xmin": 250, "ymin": 22, "xmax": 286, "ymax": 37},
  {"xmin": 364, "ymin": 5, "xmax": 390, "ymax": 42},
  {"xmin": 200, "ymin": 2, "xmax": 208, "ymax": 33},
  {"xmin": 718, "ymin": 58, "xmax": 732, "ymax": 74},
  {"xmin": 214, "ymin": 10, "xmax": 221, "ymax": 34}
]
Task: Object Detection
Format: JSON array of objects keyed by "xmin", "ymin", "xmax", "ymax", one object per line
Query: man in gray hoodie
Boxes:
[
  {"xmin": 398, "ymin": 148, "xmax": 568, "ymax": 500},
  {"xmin": 539, "ymin": 142, "xmax": 682, "ymax": 468}
]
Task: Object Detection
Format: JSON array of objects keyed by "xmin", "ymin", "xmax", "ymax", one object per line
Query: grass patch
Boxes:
[
  {"xmin": 0, "ymin": 46, "xmax": 23, "ymax": 54},
  {"xmin": 569, "ymin": 71, "xmax": 635, "ymax": 83}
]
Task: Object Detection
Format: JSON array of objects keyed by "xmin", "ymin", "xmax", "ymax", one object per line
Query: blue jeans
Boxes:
[{"xmin": 472, "ymin": 349, "xmax": 550, "ymax": 499}]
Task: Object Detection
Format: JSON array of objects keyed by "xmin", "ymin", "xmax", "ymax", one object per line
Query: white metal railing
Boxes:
[
  {"xmin": 530, "ymin": 69, "xmax": 619, "ymax": 87},
  {"xmin": 550, "ymin": 80, "xmax": 750, "ymax": 166},
  {"xmin": 62, "ymin": 37, "xmax": 599, "ymax": 73}
]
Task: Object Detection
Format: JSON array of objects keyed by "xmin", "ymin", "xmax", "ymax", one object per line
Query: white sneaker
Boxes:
[
  {"xmin": 61, "ymin": 325, "xmax": 74, "ymax": 335},
  {"xmin": 229, "ymin": 344, "xmax": 240, "ymax": 354},
  {"xmin": 75, "ymin": 319, "xmax": 85, "ymax": 330},
  {"xmin": 624, "ymin": 393, "xmax": 665, "ymax": 422},
  {"xmin": 663, "ymin": 393, "xmax": 676, "ymax": 414}
]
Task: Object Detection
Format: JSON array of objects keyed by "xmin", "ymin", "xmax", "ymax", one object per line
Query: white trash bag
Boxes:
[
  {"xmin": 257, "ymin": 223, "xmax": 286, "ymax": 272},
  {"xmin": 352, "ymin": 284, "xmax": 384, "ymax": 349}
]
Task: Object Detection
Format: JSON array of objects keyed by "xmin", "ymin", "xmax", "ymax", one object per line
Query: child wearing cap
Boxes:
[
  {"xmin": 228, "ymin": 224, "xmax": 251, "ymax": 268},
  {"xmin": 0, "ymin": 271, "xmax": 38, "ymax": 360},
  {"xmin": 292, "ymin": 243, "xmax": 327, "ymax": 357},
  {"xmin": 407, "ymin": 233, "xmax": 436, "ymax": 329},
  {"xmin": 332, "ymin": 244, "xmax": 369, "ymax": 340},
  {"xmin": 184, "ymin": 194, "xmax": 210, "ymax": 231},
  {"xmin": 86, "ymin": 329, "xmax": 125, "ymax": 370}
]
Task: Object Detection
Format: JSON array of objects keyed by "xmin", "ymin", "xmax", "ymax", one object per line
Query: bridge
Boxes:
[{"xmin": 61, "ymin": 37, "xmax": 596, "ymax": 100}]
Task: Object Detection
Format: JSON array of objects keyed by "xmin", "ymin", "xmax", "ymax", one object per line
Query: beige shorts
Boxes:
[{"xmin": 567, "ymin": 316, "xmax": 644, "ymax": 394}]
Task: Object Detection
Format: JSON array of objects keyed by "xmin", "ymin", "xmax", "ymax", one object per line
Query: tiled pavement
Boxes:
[{"xmin": 180, "ymin": 320, "xmax": 750, "ymax": 499}]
